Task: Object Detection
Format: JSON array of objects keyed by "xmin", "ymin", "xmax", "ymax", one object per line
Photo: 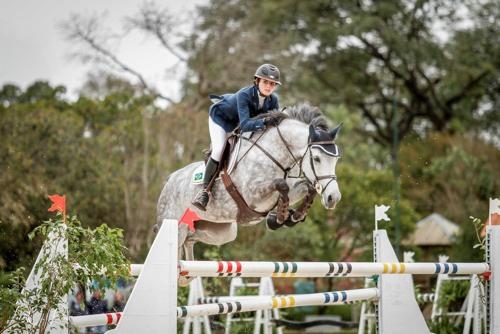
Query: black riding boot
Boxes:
[{"xmin": 192, "ymin": 158, "xmax": 219, "ymax": 211}]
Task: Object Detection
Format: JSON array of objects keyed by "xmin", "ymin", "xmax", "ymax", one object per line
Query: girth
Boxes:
[
  {"xmin": 217, "ymin": 134, "xmax": 267, "ymax": 224},
  {"xmin": 220, "ymin": 163, "xmax": 267, "ymax": 224}
]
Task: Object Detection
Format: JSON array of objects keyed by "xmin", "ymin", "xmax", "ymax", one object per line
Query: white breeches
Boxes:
[{"xmin": 208, "ymin": 117, "xmax": 227, "ymax": 162}]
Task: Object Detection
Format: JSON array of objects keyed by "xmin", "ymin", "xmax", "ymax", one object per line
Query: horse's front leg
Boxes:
[
  {"xmin": 284, "ymin": 183, "xmax": 316, "ymax": 227},
  {"xmin": 253, "ymin": 178, "xmax": 290, "ymax": 230}
]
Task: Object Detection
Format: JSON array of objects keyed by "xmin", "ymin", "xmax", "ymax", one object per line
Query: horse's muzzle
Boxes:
[{"xmin": 324, "ymin": 193, "xmax": 341, "ymax": 209}]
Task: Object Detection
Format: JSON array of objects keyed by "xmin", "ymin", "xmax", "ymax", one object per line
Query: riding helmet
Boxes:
[{"xmin": 254, "ymin": 64, "xmax": 281, "ymax": 85}]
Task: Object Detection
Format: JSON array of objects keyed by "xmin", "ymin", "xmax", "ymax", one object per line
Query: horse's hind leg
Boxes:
[
  {"xmin": 178, "ymin": 223, "xmax": 189, "ymax": 254},
  {"xmin": 178, "ymin": 239, "xmax": 196, "ymax": 287}
]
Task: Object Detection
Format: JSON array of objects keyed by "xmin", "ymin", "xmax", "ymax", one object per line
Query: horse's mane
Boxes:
[
  {"xmin": 284, "ymin": 104, "xmax": 329, "ymax": 131},
  {"xmin": 257, "ymin": 103, "xmax": 329, "ymax": 131}
]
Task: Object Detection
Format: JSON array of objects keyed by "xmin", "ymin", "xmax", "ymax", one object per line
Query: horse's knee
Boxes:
[{"xmin": 274, "ymin": 179, "xmax": 289, "ymax": 194}]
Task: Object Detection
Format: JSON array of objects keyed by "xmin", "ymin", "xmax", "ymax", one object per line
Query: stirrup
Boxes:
[{"xmin": 192, "ymin": 189, "xmax": 210, "ymax": 211}]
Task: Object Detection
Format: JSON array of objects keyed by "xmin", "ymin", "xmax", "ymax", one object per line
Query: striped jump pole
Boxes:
[
  {"xmin": 177, "ymin": 288, "xmax": 379, "ymax": 318},
  {"xmin": 178, "ymin": 260, "xmax": 489, "ymax": 278},
  {"xmin": 71, "ymin": 312, "xmax": 123, "ymax": 328},
  {"xmin": 73, "ymin": 289, "xmax": 378, "ymax": 328},
  {"xmin": 197, "ymin": 295, "xmax": 269, "ymax": 304}
]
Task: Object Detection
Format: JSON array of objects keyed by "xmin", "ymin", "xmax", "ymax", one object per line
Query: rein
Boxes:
[{"xmin": 235, "ymin": 125, "xmax": 339, "ymax": 195}]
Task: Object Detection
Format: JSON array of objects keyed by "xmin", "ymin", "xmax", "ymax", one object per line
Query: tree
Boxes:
[
  {"xmin": 183, "ymin": 0, "xmax": 499, "ymax": 145},
  {"xmin": 58, "ymin": 2, "xmax": 190, "ymax": 104}
]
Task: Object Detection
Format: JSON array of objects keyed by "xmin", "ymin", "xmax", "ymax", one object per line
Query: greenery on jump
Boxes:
[{"xmin": 0, "ymin": 214, "xmax": 129, "ymax": 333}]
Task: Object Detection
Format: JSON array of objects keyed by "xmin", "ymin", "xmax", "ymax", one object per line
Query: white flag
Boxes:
[
  {"xmin": 375, "ymin": 205, "xmax": 391, "ymax": 222},
  {"xmin": 490, "ymin": 198, "xmax": 500, "ymax": 215}
]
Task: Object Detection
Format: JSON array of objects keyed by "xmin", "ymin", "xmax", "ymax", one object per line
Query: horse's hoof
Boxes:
[
  {"xmin": 178, "ymin": 276, "xmax": 193, "ymax": 287},
  {"xmin": 266, "ymin": 212, "xmax": 283, "ymax": 230},
  {"xmin": 284, "ymin": 218, "xmax": 300, "ymax": 227}
]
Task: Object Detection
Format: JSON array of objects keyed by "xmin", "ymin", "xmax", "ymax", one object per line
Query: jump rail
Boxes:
[
  {"xmin": 178, "ymin": 261, "xmax": 489, "ymax": 278},
  {"xmin": 71, "ymin": 288, "xmax": 379, "ymax": 327}
]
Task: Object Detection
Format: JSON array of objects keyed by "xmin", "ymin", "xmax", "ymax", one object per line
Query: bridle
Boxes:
[
  {"xmin": 236, "ymin": 125, "xmax": 340, "ymax": 195},
  {"xmin": 304, "ymin": 141, "xmax": 340, "ymax": 195}
]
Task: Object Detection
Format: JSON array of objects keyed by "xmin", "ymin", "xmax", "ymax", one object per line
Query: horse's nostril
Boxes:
[{"xmin": 328, "ymin": 195, "xmax": 333, "ymax": 204}]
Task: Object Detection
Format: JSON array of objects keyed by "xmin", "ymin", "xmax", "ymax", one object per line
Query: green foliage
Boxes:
[
  {"xmin": 0, "ymin": 214, "xmax": 129, "ymax": 333},
  {"xmin": 429, "ymin": 316, "xmax": 462, "ymax": 334},
  {"xmin": 0, "ymin": 268, "xmax": 25, "ymax": 332},
  {"xmin": 187, "ymin": 0, "xmax": 500, "ymax": 145},
  {"xmin": 0, "ymin": 78, "xmax": 211, "ymax": 272},
  {"xmin": 427, "ymin": 279, "xmax": 471, "ymax": 334},
  {"xmin": 427, "ymin": 278, "xmax": 471, "ymax": 334},
  {"xmin": 437, "ymin": 280, "xmax": 469, "ymax": 311}
]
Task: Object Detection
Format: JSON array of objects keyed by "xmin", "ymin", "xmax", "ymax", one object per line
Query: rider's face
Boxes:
[{"xmin": 258, "ymin": 79, "xmax": 278, "ymax": 96}]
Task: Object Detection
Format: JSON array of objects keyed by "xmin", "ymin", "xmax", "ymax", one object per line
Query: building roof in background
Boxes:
[{"xmin": 407, "ymin": 213, "xmax": 460, "ymax": 246}]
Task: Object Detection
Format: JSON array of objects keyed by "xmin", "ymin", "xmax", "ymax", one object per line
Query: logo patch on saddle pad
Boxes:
[{"xmin": 192, "ymin": 164, "xmax": 205, "ymax": 185}]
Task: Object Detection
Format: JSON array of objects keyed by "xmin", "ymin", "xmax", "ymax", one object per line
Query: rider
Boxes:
[{"xmin": 192, "ymin": 63, "xmax": 282, "ymax": 211}]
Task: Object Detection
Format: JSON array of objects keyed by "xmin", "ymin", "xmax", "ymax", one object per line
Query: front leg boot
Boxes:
[{"xmin": 266, "ymin": 212, "xmax": 283, "ymax": 230}]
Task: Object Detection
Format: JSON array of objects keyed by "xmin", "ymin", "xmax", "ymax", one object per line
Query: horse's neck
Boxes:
[
  {"xmin": 253, "ymin": 120, "xmax": 309, "ymax": 172},
  {"xmin": 278, "ymin": 120, "xmax": 309, "ymax": 159},
  {"xmin": 233, "ymin": 120, "xmax": 309, "ymax": 173}
]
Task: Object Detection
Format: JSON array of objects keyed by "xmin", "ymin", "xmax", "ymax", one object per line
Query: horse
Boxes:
[{"xmin": 156, "ymin": 104, "xmax": 342, "ymax": 285}]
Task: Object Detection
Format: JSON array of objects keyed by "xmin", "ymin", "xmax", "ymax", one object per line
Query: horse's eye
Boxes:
[{"xmin": 313, "ymin": 156, "xmax": 320, "ymax": 163}]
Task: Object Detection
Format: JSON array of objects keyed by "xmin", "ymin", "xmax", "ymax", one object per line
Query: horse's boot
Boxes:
[
  {"xmin": 192, "ymin": 158, "xmax": 219, "ymax": 211},
  {"xmin": 283, "ymin": 209, "xmax": 304, "ymax": 227},
  {"xmin": 266, "ymin": 212, "xmax": 283, "ymax": 230}
]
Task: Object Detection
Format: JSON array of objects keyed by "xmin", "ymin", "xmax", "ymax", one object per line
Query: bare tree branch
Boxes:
[
  {"xmin": 60, "ymin": 14, "xmax": 175, "ymax": 103},
  {"xmin": 125, "ymin": 2, "xmax": 188, "ymax": 62},
  {"xmin": 445, "ymin": 70, "xmax": 490, "ymax": 108},
  {"xmin": 357, "ymin": 102, "xmax": 391, "ymax": 143}
]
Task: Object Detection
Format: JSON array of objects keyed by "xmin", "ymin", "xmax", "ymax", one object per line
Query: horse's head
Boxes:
[{"xmin": 302, "ymin": 124, "xmax": 342, "ymax": 209}]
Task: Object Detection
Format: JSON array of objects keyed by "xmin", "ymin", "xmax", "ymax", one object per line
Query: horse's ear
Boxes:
[
  {"xmin": 309, "ymin": 124, "xmax": 319, "ymax": 141},
  {"xmin": 330, "ymin": 123, "xmax": 343, "ymax": 140}
]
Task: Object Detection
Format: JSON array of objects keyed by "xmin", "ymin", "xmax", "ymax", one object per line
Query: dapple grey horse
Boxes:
[{"xmin": 157, "ymin": 104, "xmax": 342, "ymax": 285}]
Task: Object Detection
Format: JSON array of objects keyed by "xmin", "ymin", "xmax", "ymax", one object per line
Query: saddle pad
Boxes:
[{"xmin": 191, "ymin": 164, "xmax": 205, "ymax": 185}]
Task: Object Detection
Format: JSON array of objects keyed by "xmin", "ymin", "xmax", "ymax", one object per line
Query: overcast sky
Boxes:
[{"xmin": 0, "ymin": 0, "xmax": 206, "ymax": 101}]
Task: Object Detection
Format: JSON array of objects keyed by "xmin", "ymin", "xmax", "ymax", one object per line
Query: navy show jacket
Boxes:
[{"xmin": 209, "ymin": 85, "xmax": 279, "ymax": 133}]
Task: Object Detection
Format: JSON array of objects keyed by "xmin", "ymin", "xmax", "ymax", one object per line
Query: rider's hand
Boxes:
[{"xmin": 264, "ymin": 116, "xmax": 280, "ymax": 127}]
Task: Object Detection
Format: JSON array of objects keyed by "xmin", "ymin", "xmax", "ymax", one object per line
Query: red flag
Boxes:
[
  {"xmin": 48, "ymin": 194, "xmax": 66, "ymax": 215},
  {"xmin": 179, "ymin": 208, "xmax": 200, "ymax": 232}
]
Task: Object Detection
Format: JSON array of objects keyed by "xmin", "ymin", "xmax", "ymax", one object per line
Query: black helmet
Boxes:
[{"xmin": 254, "ymin": 64, "xmax": 281, "ymax": 85}]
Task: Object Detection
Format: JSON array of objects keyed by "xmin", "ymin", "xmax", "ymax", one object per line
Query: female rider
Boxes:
[{"xmin": 192, "ymin": 63, "xmax": 282, "ymax": 211}]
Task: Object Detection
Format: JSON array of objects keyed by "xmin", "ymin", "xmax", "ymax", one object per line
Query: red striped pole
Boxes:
[{"xmin": 70, "ymin": 312, "xmax": 122, "ymax": 327}]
